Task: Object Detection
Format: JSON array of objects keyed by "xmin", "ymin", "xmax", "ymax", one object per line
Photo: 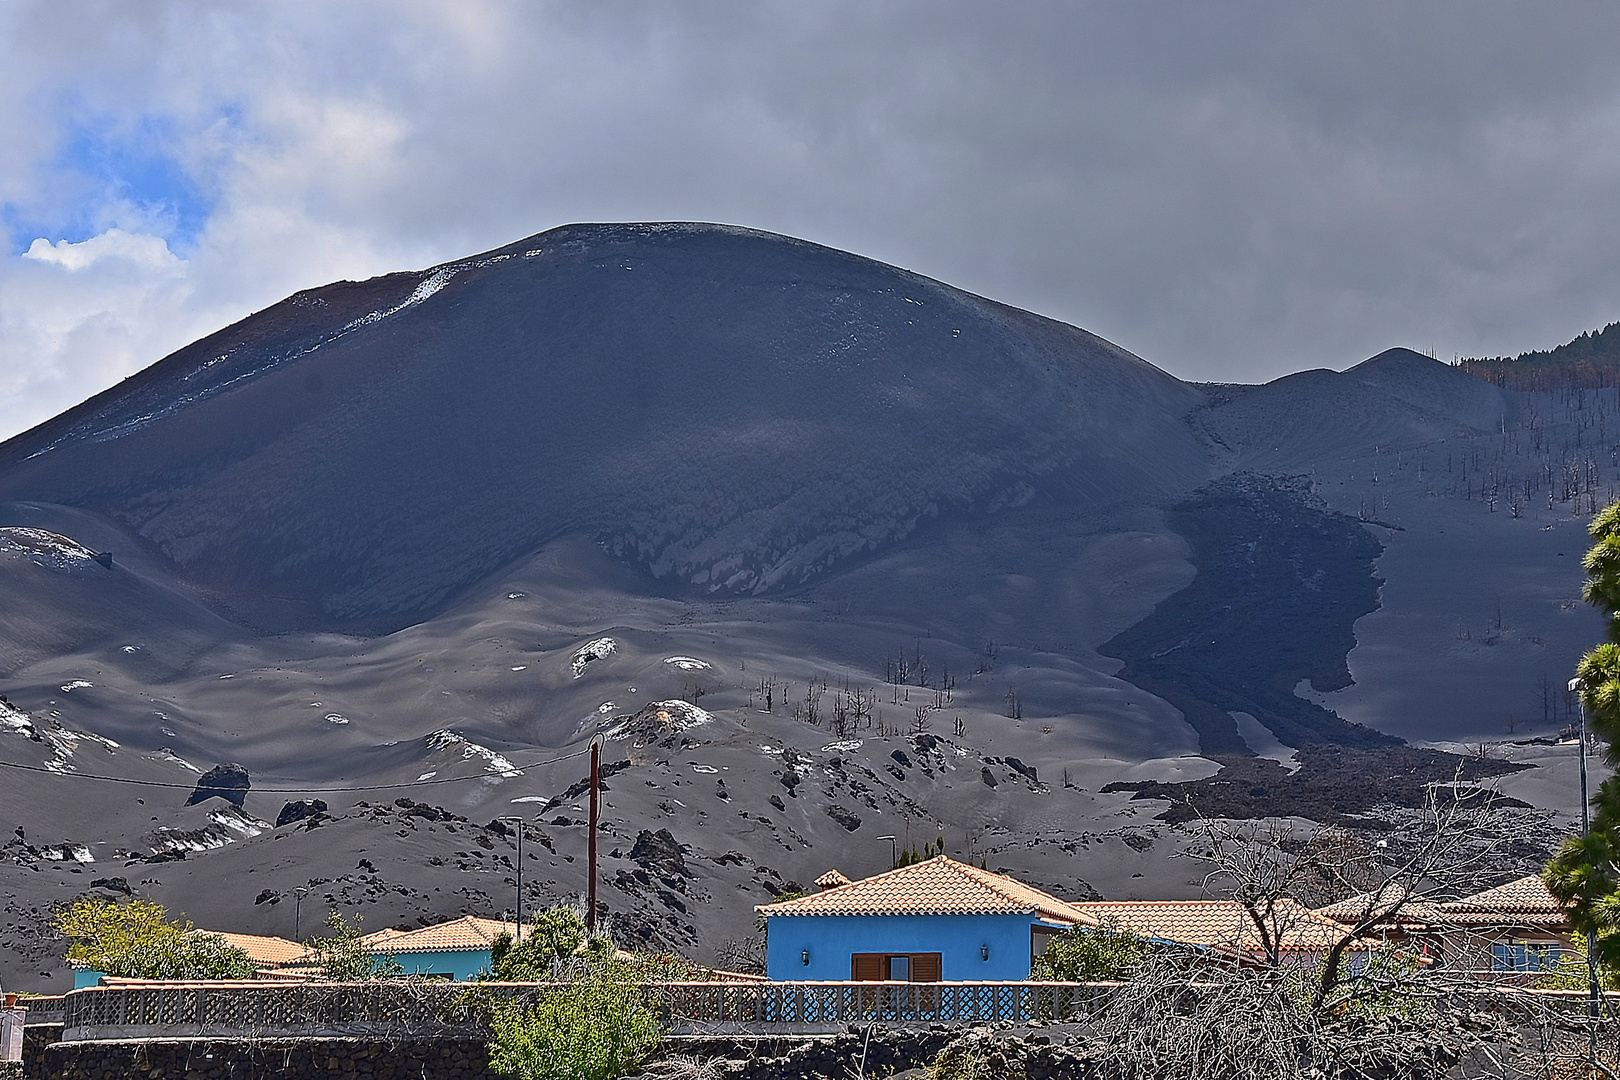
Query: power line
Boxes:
[{"xmin": 0, "ymin": 744, "xmax": 593, "ymax": 794}]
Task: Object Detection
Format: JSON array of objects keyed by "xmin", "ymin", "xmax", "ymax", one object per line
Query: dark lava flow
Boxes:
[{"xmin": 1101, "ymin": 474, "xmax": 1394, "ymax": 756}]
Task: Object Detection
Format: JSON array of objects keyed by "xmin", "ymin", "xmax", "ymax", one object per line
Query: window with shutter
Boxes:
[
  {"xmin": 910, "ymin": 953, "xmax": 942, "ymax": 982},
  {"xmin": 852, "ymin": 953, "xmax": 885, "ymax": 981}
]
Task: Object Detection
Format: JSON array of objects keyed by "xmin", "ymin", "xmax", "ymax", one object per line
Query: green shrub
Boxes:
[
  {"xmin": 1031, "ymin": 919, "xmax": 1152, "ymax": 981},
  {"xmin": 53, "ymin": 896, "xmax": 259, "ymax": 980},
  {"xmin": 303, "ymin": 911, "xmax": 404, "ymax": 981},
  {"xmin": 1317, "ymin": 945, "xmax": 1434, "ymax": 1022},
  {"xmin": 490, "ymin": 906, "xmax": 613, "ymax": 981},
  {"xmin": 488, "ymin": 975, "xmax": 662, "ymax": 1080},
  {"xmin": 928, "ymin": 1045, "xmax": 991, "ymax": 1080},
  {"xmin": 1535, "ymin": 933, "xmax": 1620, "ymax": 991}
]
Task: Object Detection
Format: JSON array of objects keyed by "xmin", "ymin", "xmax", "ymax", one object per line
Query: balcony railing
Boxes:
[
  {"xmin": 59, "ymin": 980, "xmax": 1110, "ymax": 1040},
  {"xmin": 60, "ymin": 979, "xmax": 1612, "ymax": 1042}
]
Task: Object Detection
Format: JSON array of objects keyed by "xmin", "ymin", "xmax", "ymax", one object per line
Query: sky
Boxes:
[{"xmin": 6, "ymin": 2, "xmax": 1620, "ymax": 442}]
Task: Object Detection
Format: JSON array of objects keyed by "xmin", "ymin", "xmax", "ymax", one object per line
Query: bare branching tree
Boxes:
[{"xmin": 1189, "ymin": 775, "xmax": 1534, "ymax": 1014}]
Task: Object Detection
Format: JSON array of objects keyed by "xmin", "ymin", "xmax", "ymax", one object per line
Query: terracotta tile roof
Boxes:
[
  {"xmin": 362, "ymin": 915, "xmax": 519, "ymax": 954},
  {"xmin": 1313, "ymin": 877, "xmax": 1570, "ymax": 931},
  {"xmin": 815, "ymin": 870, "xmax": 852, "ymax": 889},
  {"xmin": 756, "ymin": 856, "xmax": 1096, "ymax": 925},
  {"xmin": 1443, "ymin": 875, "xmax": 1564, "ymax": 915},
  {"xmin": 1312, "ymin": 884, "xmax": 1440, "ymax": 926},
  {"xmin": 208, "ymin": 931, "xmax": 308, "ymax": 966},
  {"xmin": 1069, "ymin": 899, "xmax": 1344, "ymax": 952},
  {"xmin": 1436, "ymin": 875, "xmax": 1570, "ymax": 929}
]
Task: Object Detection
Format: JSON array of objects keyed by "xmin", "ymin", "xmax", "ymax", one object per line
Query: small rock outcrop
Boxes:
[
  {"xmin": 630, "ymin": 829, "xmax": 691, "ymax": 878},
  {"xmin": 825, "ymin": 805, "xmax": 862, "ymax": 831},
  {"xmin": 275, "ymin": 799, "xmax": 328, "ymax": 827},
  {"xmin": 185, "ymin": 763, "xmax": 250, "ymax": 808}
]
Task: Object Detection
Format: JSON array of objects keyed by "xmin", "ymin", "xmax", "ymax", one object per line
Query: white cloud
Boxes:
[
  {"xmin": 7, "ymin": 3, "xmax": 1620, "ymax": 441},
  {"xmin": 0, "ymin": 229, "xmax": 194, "ymax": 437},
  {"xmin": 23, "ymin": 229, "xmax": 182, "ymax": 272}
]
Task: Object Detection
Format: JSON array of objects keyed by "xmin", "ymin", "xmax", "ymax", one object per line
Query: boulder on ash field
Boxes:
[{"xmin": 185, "ymin": 763, "xmax": 250, "ymax": 808}]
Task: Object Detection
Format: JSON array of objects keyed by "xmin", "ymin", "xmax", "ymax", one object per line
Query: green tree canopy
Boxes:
[
  {"xmin": 1545, "ymin": 500, "xmax": 1620, "ymax": 972},
  {"xmin": 1030, "ymin": 920, "xmax": 1153, "ymax": 982},
  {"xmin": 53, "ymin": 896, "xmax": 259, "ymax": 980},
  {"xmin": 486, "ymin": 974, "xmax": 662, "ymax": 1080}
]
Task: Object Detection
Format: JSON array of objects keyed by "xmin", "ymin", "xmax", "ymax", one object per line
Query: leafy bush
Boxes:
[
  {"xmin": 1318, "ymin": 945, "xmax": 1435, "ymax": 1022},
  {"xmin": 53, "ymin": 896, "xmax": 259, "ymax": 980},
  {"xmin": 303, "ymin": 911, "xmax": 403, "ymax": 981},
  {"xmin": 1031, "ymin": 920, "xmax": 1152, "ymax": 981},
  {"xmin": 490, "ymin": 906, "xmax": 613, "ymax": 981},
  {"xmin": 928, "ymin": 1044, "xmax": 990, "ymax": 1080},
  {"xmin": 1535, "ymin": 932, "xmax": 1620, "ymax": 991},
  {"xmin": 487, "ymin": 973, "xmax": 662, "ymax": 1080},
  {"xmin": 894, "ymin": 836, "xmax": 947, "ymax": 869}
]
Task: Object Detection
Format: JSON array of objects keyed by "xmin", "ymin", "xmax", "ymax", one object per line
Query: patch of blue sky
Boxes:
[{"xmin": 4, "ymin": 111, "xmax": 220, "ymax": 257}]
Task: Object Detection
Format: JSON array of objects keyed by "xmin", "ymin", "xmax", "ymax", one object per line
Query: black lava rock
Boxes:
[
  {"xmin": 826, "ymin": 805, "xmax": 862, "ymax": 831},
  {"xmin": 185, "ymin": 763, "xmax": 250, "ymax": 807},
  {"xmin": 275, "ymin": 798, "xmax": 328, "ymax": 827},
  {"xmin": 1004, "ymin": 756, "xmax": 1038, "ymax": 783},
  {"xmin": 630, "ymin": 828, "xmax": 691, "ymax": 878}
]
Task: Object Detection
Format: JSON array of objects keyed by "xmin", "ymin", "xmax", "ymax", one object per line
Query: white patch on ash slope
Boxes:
[
  {"xmin": 0, "ymin": 698, "xmax": 113, "ymax": 774},
  {"xmin": 602, "ymin": 699, "xmax": 713, "ymax": 740},
  {"xmin": 148, "ymin": 748, "xmax": 202, "ymax": 773},
  {"xmin": 572, "ymin": 638, "xmax": 617, "ymax": 677},
  {"xmin": 0, "ymin": 527, "xmax": 99, "ymax": 570},
  {"xmin": 426, "ymin": 729, "xmax": 522, "ymax": 777}
]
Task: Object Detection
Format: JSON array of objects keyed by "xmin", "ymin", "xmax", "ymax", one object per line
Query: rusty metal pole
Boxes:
[{"xmin": 588, "ymin": 739, "xmax": 600, "ymax": 935}]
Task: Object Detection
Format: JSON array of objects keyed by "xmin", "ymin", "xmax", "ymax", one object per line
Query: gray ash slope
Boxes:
[
  {"xmin": 0, "ymin": 223, "xmax": 1601, "ymax": 990},
  {"xmin": 0, "ymin": 222, "xmax": 1207, "ymax": 632}
]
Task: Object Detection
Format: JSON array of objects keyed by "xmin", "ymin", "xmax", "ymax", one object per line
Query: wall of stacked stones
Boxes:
[
  {"xmin": 21, "ymin": 1025, "xmax": 60, "ymax": 1080},
  {"xmin": 25, "ymin": 1027, "xmax": 1004, "ymax": 1080},
  {"xmin": 42, "ymin": 1037, "xmax": 491, "ymax": 1080}
]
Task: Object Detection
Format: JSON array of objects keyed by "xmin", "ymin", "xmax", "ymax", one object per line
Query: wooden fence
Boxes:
[{"xmin": 60, "ymin": 980, "xmax": 1111, "ymax": 1040}]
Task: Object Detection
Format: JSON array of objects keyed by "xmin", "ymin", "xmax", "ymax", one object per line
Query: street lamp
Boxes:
[
  {"xmin": 496, "ymin": 816, "xmax": 527, "ymax": 939},
  {"xmin": 293, "ymin": 886, "xmax": 310, "ymax": 942},
  {"xmin": 877, "ymin": 835, "xmax": 898, "ymax": 869},
  {"xmin": 1571, "ymin": 678, "xmax": 1600, "ymax": 1022}
]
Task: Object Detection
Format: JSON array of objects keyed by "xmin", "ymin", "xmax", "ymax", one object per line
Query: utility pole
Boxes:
[
  {"xmin": 496, "ymin": 816, "xmax": 526, "ymax": 940},
  {"xmin": 293, "ymin": 886, "xmax": 309, "ymax": 942},
  {"xmin": 587, "ymin": 739, "xmax": 600, "ymax": 935}
]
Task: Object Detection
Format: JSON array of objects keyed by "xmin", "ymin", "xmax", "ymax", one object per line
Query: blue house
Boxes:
[
  {"xmin": 757, "ymin": 856, "xmax": 1095, "ymax": 981},
  {"xmin": 362, "ymin": 915, "xmax": 519, "ymax": 980}
]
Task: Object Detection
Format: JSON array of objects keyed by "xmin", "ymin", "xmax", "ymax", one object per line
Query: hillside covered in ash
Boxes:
[
  {"xmin": 0, "ymin": 223, "xmax": 1603, "ymax": 989},
  {"xmin": 0, "ymin": 222, "xmax": 1207, "ymax": 631}
]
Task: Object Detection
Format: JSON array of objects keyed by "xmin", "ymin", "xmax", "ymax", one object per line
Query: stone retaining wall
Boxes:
[
  {"xmin": 649, "ymin": 1027, "xmax": 959, "ymax": 1079},
  {"xmin": 21, "ymin": 1025, "xmax": 60, "ymax": 1080},
  {"xmin": 43, "ymin": 1037, "xmax": 490, "ymax": 1080},
  {"xmin": 30, "ymin": 1027, "xmax": 959, "ymax": 1080}
]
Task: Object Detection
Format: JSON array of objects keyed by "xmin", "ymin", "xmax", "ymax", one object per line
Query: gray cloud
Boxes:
[{"xmin": 5, "ymin": 1, "xmax": 1620, "ymax": 440}]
